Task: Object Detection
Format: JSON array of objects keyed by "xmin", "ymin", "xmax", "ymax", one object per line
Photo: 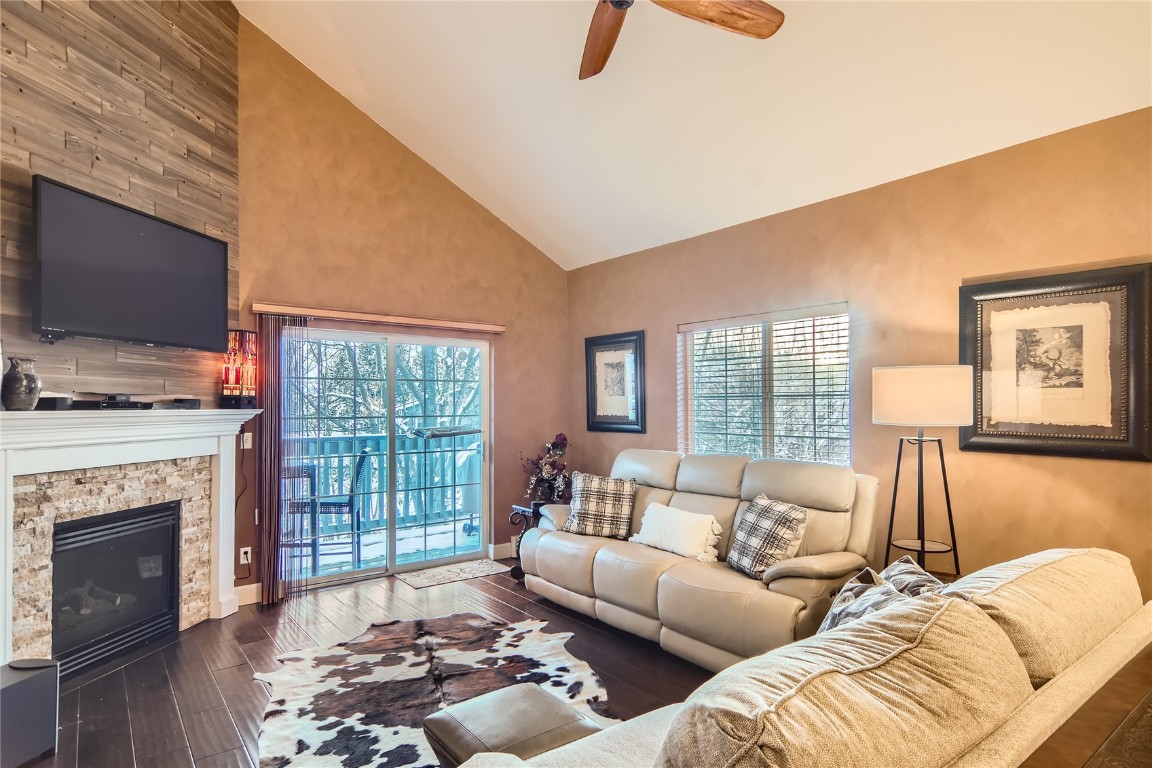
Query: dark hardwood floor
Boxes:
[
  {"xmin": 25, "ymin": 563, "xmax": 1150, "ymax": 768},
  {"xmin": 29, "ymin": 565, "xmax": 711, "ymax": 768}
]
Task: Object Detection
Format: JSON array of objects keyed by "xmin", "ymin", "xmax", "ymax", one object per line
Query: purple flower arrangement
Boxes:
[{"xmin": 523, "ymin": 433, "xmax": 570, "ymax": 502}]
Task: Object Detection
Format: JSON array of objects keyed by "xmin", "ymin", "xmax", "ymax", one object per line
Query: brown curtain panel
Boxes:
[{"xmin": 256, "ymin": 313, "xmax": 307, "ymax": 604}]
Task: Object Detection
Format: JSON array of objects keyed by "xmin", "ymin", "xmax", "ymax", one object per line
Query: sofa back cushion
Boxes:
[
  {"xmin": 733, "ymin": 458, "xmax": 857, "ymax": 557},
  {"xmin": 611, "ymin": 450, "xmax": 682, "ymax": 534},
  {"xmin": 611, "ymin": 449, "xmax": 681, "ymax": 490},
  {"xmin": 609, "ymin": 450, "xmax": 863, "ymax": 560},
  {"xmin": 629, "ymin": 486, "xmax": 674, "ymax": 533},
  {"xmin": 666, "ymin": 492, "xmax": 741, "ymax": 558},
  {"xmin": 674, "ymin": 454, "xmax": 748, "ymax": 497},
  {"xmin": 656, "ymin": 594, "xmax": 1033, "ymax": 768},
  {"xmin": 941, "ymin": 548, "xmax": 1143, "ymax": 687}
]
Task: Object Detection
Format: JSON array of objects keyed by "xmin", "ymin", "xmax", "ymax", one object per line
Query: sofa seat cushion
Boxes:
[
  {"xmin": 658, "ymin": 561, "xmax": 803, "ymax": 658},
  {"xmin": 533, "ymin": 531, "xmax": 615, "ymax": 598},
  {"xmin": 656, "ymin": 594, "xmax": 1034, "ymax": 768},
  {"xmin": 941, "ymin": 548, "xmax": 1144, "ymax": 687},
  {"xmin": 593, "ymin": 542, "xmax": 686, "ymax": 619}
]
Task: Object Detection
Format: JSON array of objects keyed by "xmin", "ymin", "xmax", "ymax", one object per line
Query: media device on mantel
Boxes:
[
  {"xmin": 34, "ymin": 175, "xmax": 228, "ymax": 353},
  {"xmin": 71, "ymin": 395, "xmax": 152, "ymax": 411}
]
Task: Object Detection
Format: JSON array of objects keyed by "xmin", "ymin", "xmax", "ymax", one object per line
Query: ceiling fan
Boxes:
[{"xmin": 579, "ymin": 0, "xmax": 785, "ymax": 80}]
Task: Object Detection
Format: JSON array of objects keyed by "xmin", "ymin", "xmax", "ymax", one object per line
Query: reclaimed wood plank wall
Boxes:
[{"xmin": 0, "ymin": 0, "xmax": 239, "ymax": 401}]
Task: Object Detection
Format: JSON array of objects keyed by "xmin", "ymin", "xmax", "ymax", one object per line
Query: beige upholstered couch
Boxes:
[
  {"xmin": 519, "ymin": 449, "xmax": 880, "ymax": 671},
  {"xmin": 465, "ymin": 548, "xmax": 1152, "ymax": 768}
]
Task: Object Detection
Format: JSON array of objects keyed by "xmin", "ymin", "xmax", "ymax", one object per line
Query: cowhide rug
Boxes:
[{"xmin": 256, "ymin": 613, "xmax": 619, "ymax": 768}]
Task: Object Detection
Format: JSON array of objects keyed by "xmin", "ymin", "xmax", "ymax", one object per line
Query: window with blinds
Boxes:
[{"xmin": 681, "ymin": 307, "xmax": 851, "ymax": 466}]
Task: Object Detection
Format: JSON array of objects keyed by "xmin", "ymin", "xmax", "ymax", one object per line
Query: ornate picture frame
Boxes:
[
  {"xmin": 959, "ymin": 263, "xmax": 1150, "ymax": 461},
  {"xmin": 585, "ymin": 330, "xmax": 645, "ymax": 433}
]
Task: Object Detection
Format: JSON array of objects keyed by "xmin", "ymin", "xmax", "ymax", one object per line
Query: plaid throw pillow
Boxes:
[
  {"xmin": 562, "ymin": 472, "xmax": 636, "ymax": 539},
  {"xmin": 726, "ymin": 494, "xmax": 809, "ymax": 579},
  {"xmin": 818, "ymin": 568, "xmax": 907, "ymax": 633},
  {"xmin": 880, "ymin": 555, "xmax": 944, "ymax": 596}
]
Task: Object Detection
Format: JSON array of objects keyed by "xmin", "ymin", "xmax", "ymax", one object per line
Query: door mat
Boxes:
[{"xmin": 394, "ymin": 558, "xmax": 511, "ymax": 589}]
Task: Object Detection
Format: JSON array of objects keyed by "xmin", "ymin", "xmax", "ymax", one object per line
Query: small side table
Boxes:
[{"xmin": 509, "ymin": 502, "xmax": 545, "ymax": 580}]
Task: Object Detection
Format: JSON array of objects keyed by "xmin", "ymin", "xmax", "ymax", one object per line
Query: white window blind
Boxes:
[{"xmin": 681, "ymin": 308, "xmax": 851, "ymax": 466}]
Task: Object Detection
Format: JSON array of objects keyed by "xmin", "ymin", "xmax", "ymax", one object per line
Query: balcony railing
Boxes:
[{"xmin": 282, "ymin": 432, "xmax": 483, "ymax": 574}]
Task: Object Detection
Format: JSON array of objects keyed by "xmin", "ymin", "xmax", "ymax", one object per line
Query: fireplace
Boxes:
[
  {"xmin": 2, "ymin": 409, "xmax": 256, "ymax": 666},
  {"xmin": 52, "ymin": 502, "xmax": 180, "ymax": 678}
]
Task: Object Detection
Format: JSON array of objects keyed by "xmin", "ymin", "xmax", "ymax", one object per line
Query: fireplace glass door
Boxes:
[{"xmin": 52, "ymin": 502, "xmax": 179, "ymax": 678}]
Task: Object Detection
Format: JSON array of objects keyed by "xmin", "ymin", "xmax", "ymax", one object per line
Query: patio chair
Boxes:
[{"xmin": 283, "ymin": 448, "xmax": 374, "ymax": 577}]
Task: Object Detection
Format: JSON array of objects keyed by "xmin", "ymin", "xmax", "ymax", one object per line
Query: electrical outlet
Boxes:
[
  {"xmin": 239, "ymin": 547, "xmax": 252, "ymax": 565},
  {"xmin": 241, "ymin": 432, "xmax": 253, "ymax": 450}
]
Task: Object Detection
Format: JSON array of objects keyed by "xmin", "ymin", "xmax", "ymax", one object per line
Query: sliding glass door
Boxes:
[
  {"xmin": 281, "ymin": 329, "xmax": 488, "ymax": 584},
  {"xmin": 393, "ymin": 341, "xmax": 485, "ymax": 566}
]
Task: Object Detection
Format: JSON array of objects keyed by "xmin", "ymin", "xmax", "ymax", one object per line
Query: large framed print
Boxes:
[
  {"xmin": 585, "ymin": 330, "xmax": 645, "ymax": 433},
  {"xmin": 959, "ymin": 263, "xmax": 1150, "ymax": 461}
]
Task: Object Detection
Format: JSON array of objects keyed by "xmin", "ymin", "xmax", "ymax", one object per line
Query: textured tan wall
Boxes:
[
  {"xmin": 0, "ymin": 0, "xmax": 239, "ymax": 400},
  {"xmin": 237, "ymin": 19, "xmax": 569, "ymax": 563},
  {"xmin": 567, "ymin": 109, "xmax": 1152, "ymax": 598}
]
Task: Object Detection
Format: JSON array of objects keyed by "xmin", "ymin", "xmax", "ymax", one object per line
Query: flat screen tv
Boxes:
[{"xmin": 34, "ymin": 175, "xmax": 228, "ymax": 353}]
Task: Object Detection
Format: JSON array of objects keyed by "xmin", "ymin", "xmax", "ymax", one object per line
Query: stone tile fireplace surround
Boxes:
[{"xmin": 0, "ymin": 410, "xmax": 258, "ymax": 664}]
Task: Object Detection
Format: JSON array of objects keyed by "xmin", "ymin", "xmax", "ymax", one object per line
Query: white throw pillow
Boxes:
[{"xmin": 628, "ymin": 503, "xmax": 722, "ymax": 562}]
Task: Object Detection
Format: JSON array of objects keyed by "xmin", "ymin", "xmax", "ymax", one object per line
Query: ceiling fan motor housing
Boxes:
[{"xmin": 610, "ymin": 0, "xmax": 635, "ymax": 10}]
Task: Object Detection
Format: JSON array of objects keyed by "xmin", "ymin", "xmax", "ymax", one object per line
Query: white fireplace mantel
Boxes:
[{"xmin": 0, "ymin": 408, "xmax": 259, "ymax": 663}]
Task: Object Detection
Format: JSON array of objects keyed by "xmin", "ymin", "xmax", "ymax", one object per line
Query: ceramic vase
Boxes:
[{"xmin": 2, "ymin": 356, "xmax": 42, "ymax": 410}]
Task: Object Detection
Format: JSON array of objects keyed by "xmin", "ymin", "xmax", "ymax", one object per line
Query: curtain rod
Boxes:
[{"xmin": 251, "ymin": 302, "xmax": 506, "ymax": 335}]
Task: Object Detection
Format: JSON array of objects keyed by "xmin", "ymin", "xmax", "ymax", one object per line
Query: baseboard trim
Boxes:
[
  {"xmin": 489, "ymin": 541, "xmax": 515, "ymax": 560},
  {"xmin": 236, "ymin": 583, "xmax": 261, "ymax": 606},
  {"xmin": 215, "ymin": 593, "xmax": 239, "ymax": 618},
  {"xmin": 234, "ymin": 549, "xmax": 512, "ymax": 599}
]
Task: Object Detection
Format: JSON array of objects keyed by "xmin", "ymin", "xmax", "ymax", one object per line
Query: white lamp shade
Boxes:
[{"xmin": 873, "ymin": 366, "xmax": 974, "ymax": 427}]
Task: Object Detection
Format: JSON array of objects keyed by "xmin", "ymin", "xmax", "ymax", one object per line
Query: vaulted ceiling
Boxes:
[{"xmin": 235, "ymin": 1, "xmax": 1152, "ymax": 270}]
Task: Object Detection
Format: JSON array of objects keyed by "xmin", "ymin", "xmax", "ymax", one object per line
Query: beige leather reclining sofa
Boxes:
[{"xmin": 519, "ymin": 449, "xmax": 880, "ymax": 671}]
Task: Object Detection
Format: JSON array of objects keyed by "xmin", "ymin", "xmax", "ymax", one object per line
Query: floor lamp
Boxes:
[{"xmin": 873, "ymin": 365, "xmax": 973, "ymax": 573}]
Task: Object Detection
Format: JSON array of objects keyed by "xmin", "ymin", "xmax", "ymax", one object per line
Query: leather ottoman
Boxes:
[{"xmin": 422, "ymin": 683, "xmax": 602, "ymax": 768}]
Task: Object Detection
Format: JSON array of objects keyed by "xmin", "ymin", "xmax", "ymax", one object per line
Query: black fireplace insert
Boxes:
[{"xmin": 52, "ymin": 501, "xmax": 180, "ymax": 679}]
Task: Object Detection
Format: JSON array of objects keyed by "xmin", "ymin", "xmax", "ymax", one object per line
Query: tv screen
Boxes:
[{"xmin": 34, "ymin": 175, "xmax": 228, "ymax": 353}]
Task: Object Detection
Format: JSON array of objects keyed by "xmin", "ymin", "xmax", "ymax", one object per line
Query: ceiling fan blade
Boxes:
[
  {"xmin": 580, "ymin": 0, "xmax": 629, "ymax": 80},
  {"xmin": 650, "ymin": 0, "xmax": 784, "ymax": 39}
]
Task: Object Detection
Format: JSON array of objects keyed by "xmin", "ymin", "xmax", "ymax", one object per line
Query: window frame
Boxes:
[{"xmin": 678, "ymin": 303, "xmax": 851, "ymax": 466}]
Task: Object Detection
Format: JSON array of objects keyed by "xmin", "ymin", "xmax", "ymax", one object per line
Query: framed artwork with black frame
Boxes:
[
  {"xmin": 959, "ymin": 263, "xmax": 1150, "ymax": 462},
  {"xmin": 585, "ymin": 330, "xmax": 645, "ymax": 433}
]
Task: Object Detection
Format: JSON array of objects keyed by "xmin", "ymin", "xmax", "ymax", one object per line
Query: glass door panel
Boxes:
[
  {"xmin": 393, "ymin": 342, "xmax": 485, "ymax": 567},
  {"xmin": 282, "ymin": 334, "xmax": 390, "ymax": 581},
  {"xmin": 281, "ymin": 330, "xmax": 487, "ymax": 584}
]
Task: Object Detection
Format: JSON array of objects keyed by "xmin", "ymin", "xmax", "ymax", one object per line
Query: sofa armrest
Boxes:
[
  {"xmin": 461, "ymin": 754, "xmax": 531, "ymax": 767},
  {"xmin": 538, "ymin": 503, "xmax": 570, "ymax": 531},
  {"xmin": 761, "ymin": 552, "xmax": 868, "ymax": 583}
]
